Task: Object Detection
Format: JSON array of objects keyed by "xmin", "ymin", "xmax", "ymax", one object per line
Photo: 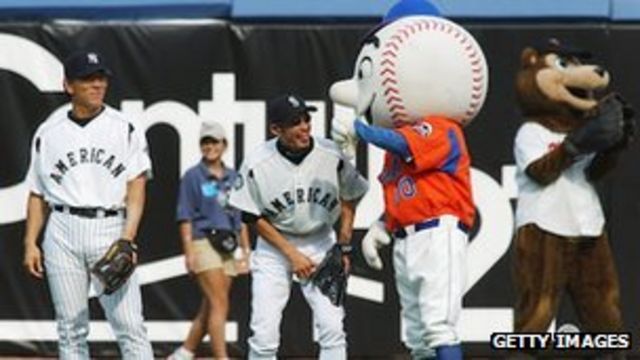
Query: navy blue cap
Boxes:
[
  {"xmin": 267, "ymin": 94, "xmax": 317, "ymax": 125},
  {"xmin": 63, "ymin": 51, "xmax": 112, "ymax": 80},
  {"xmin": 538, "ymin": 38, "xmax": 592, "ymax": 60}
]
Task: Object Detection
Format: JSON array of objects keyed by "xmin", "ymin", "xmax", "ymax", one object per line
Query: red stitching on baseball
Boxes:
[
  {"xmin": 389, "ymin": 104, "xmax": 406, "ymax": 112},
  {"xmin": 386, "ymin": 42, "xmax": 399, "ymax": 51},
  {"xmin": 391, "ymin": 34, "xmax": 404, "ymax": 44},
  {"xmin": 381, "ymin": 59, "xmax": 395, "ymax": 67},
  {"xmin": 383, "ymin": 50, "xmax": 397, "ymax": 58},
  {"xmin": 386, "ymin": 95, "xmax": 402, "ymax": 104},
  {"xmin": 385, "ymin": 87, "xmax": 400, "ymax": 96},
  {"xmin": 380, "ymin": 68, "xmax": 396, "ymax": 77},
  {"xmin": 382, "ymin": 78, "xmax": 398, "ymax": 86}
]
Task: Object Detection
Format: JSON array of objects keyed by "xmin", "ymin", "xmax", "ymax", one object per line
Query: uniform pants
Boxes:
[
  {"xmin": 43, "ymin": 211, "xmax": 153, "ymax": 360},
  {"xmin": 393, "ymin": 215, "xmax": 467, "ymax": 359},
  {"xmin": 513, "ymin": 223, "xmax": 623, "ymax": 332},
  {"xmin": 248, "ymin": 251, "xmax": 346, "ymax": 360}
]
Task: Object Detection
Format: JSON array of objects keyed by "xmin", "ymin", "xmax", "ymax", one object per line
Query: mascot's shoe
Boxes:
[
  {"xmin": 436, "ymin": 344, "xmax": 462, "ymax": 360},
  {"xmin": 167, "ymin": 346, "xmax": 195, "ymax": 360}
]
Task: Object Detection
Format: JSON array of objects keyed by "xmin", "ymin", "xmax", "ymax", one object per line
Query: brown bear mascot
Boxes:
[{"xmin": 512, "ymin": 38, "xmax": 635, "ymax": 335}]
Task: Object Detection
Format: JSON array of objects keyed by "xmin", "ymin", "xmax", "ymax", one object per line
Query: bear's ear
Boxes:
[{"xmin": 520, "ymin": 47, "xmax": 539, "ymax": 68}]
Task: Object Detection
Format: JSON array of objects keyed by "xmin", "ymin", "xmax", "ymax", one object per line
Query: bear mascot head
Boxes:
[{"xmin": 516, "ymin": 38, "xmax": 612, "ymax": 132}]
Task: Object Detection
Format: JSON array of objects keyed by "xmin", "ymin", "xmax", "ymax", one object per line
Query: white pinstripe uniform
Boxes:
[
  {"xmin": 229, "ymin": 137, "xmax": 368, "ymax": 360},
  {"xmin": 26, "ymin": 104, "xmax": 154, "ymax": 359}
]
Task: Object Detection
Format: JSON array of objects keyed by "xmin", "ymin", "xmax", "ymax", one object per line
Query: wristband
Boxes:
[{"xmin": 338, "ymin": 243, "xmax": 353, "ymax": 255}]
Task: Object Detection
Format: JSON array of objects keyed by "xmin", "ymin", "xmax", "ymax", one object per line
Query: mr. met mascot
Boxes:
[{"xmin": 330, "ymin": 1, "xmax": 489, "ymax": 359}]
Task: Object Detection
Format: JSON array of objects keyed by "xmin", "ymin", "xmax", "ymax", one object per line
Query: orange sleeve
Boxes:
[{"xmin": 396, "ymin": 121, "xmax": 450, "ymax": 173}]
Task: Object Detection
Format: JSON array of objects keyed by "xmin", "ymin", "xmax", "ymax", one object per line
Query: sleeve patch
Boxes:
[{"xmin": 411, "ymin": 122, "xmax": 433, "ymax": 137}]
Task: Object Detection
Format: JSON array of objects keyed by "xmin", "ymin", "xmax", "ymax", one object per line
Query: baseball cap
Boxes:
[
  {"xmin": 383, "ymin": 0, "xmax": 441, "ymax": 23},
  {"xmin": 63, "ymin": 50, "xmax": 113, "ymax": 80},
  {"xmin": 537, "ymin": 38, "xmax": 592, "ymax": 60},
  {"xmin": 267, "ymin": 94, "xmax": 317, "ymax": 125},
  {"xmin": 200, "ymin": 120, "xmax": 226, "ymax": 141}
]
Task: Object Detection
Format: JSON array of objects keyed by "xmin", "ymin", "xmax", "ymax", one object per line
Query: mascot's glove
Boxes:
[
  {"xmin": 331, "ymin": 115, "xmax": 359, "ymax": 159},
  {"xmin": 616, "ymin": 93, "xmax": 637, "ymax": 147},
  {"xmin": 361, "ymin": 220, "xmax": 392, "ymax": 270},
  {"xmin": 311, "ymin": 244, "xmax": 350, "ymax": 306},
  {"xmin": 564, "ymin": 93, "xmax": 625, "ymax": 156},
  {"xmin": 91, "ymin": 239, "xmax": 137, "ymax": 295}
]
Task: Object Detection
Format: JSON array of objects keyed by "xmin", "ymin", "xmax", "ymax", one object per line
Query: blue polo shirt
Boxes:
[{"xmin": 176, "ymin": 160, "xmax": 241, "ymax": 239}]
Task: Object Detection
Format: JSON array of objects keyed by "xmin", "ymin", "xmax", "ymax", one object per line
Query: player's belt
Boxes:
[
  {"xmin": 52, "ymin": 205, "xmax": 124, "ymax": 219},
  {"xmin": 393, "ymin": 218, "xmax": 469, "ymax": 239}
]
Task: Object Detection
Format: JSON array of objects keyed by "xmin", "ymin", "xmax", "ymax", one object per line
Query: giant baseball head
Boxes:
[{"xmin": 330, "ymin": 4, "xmax": 489, "ymax": 128}]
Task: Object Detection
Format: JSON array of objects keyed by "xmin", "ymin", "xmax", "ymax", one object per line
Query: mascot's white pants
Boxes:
[
  {"xmin": 393, "ymin": 214, "xmax": 468, "ymax": 359},
  {"xmin": 248, "ymin": 239, "xmax": 347, "ymax": 360}
]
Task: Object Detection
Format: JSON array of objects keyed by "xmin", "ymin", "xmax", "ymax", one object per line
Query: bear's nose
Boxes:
[{"xmin": 594, "ymin": 66, "xmax": 607, "ymax": 77}]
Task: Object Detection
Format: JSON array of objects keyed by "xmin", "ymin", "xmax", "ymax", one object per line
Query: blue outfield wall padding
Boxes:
[
  {"xmin": 0, "ymin": 0, "xmax": 231, "ymax": 19},
  {"xmin": 611, "ymin": 0, "xmax": 640, "ymax": 21},
  {"xmin": 232, "ymin": 0, "xmax": 611, "ymax": 20},
  {"xmin": 433, "ymin": 0, "xmax": 610, "ymax": 19},
  {"xmin": 231, "ymin": 0, "xmax": 398, "ymax": 20},
  {"xmin": 3, "ymin": 0, "xmax": 640, "ymax": 21}
]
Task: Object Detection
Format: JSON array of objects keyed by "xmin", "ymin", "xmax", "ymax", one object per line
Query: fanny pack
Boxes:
[{"xmin": 206, "ymin": 229, "xmax": 238, "ymax": 254}]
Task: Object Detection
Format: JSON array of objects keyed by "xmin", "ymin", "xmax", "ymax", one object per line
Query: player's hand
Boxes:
[
  {"xmin": 341, "ymin": 254, "xmax": 351, "ymax": 274},
  {"xmin": 120, "ymin": 237, "xmax": 139, "ymax": 265},
  {"xmin": 184, "ymin": 250, "xmax": 197, "ymax": 275},
  {"xmin": 288, "ymin": 250, "xmax": 316, "ymax": 279},
  {"xmin": 235, "ymin": 249, "xmax": 251, "ymax": 275},
  {"xmin": 361, "ymin": 221, "xmax": 392, "ymax": 270},
  {"xmin": 331, "ymin": 115, "xmax": 358, "ymax": 159},
  {"xmin": 24, "ymin": 244, "xmax": 44, "ymax": 279}
]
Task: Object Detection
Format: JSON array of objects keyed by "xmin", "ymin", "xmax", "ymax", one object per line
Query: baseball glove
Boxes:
[
  {"xmin": 616, "ymin": 93, "xmax": 637, "ymax": 147},
  {"xmin": 311, "ymin": 244, "xmax": 350, "ymax": 306},
  {"xmin": 564, "ymin": 93, "xmax": 625, "ymax": 155},
  {"xmin": 91, "ymin": 239, "xmax": 137, "ymax": 295}
]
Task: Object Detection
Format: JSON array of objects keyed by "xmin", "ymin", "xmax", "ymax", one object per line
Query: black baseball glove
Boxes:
[
  {"xmin": 311, "ymin": 244, "xmax": 350, "ymax": 307},
  {"xmin": 564, "ymin": 93, "xmax": 625, "ymax": 156},
  {"xmin": 91, "ymin": 239, "xmax": 137, "ymax": 295},
  {"xmin": 616, "ymin": 93, "xmax": 637, "ymax": 147}
]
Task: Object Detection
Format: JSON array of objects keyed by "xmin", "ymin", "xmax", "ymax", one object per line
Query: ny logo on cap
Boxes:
[
  {"xmin": 87, "ymin": 53, "xmax": 99, "ymax": 64},
  {"xmin": 288, "ymin": 96, "xmax": 301, "ymax": 108}
]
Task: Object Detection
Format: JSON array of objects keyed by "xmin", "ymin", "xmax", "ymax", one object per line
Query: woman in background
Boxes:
[{"xmin": 169, "ymin": 120, "xmax": 250, "ymax": 360}]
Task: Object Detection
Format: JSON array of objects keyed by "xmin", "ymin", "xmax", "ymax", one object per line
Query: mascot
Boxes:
[
  {"xmin": 330, "ymin": 0, "xmax": 489, "ymax": 359},
  {"xmin": 512, "ymin": 39, "xmax": 633, "ymax": 336}
]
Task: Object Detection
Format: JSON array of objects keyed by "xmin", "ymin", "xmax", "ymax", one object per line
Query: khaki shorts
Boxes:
[{"xmin": 191, "ymin": 238, "xmax": 237, "ymax": 276}]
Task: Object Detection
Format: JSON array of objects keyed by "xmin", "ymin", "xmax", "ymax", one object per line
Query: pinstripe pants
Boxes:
[{"xmin": 43, "ymin": 211, "xmax": 153, "ymax": 360}]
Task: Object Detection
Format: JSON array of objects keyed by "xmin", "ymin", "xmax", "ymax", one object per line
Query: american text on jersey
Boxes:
[
  {"xmin": 264, "ymin": 187, "xmax": 339, "ymax": 217},
  {"xmin": 50, "ymin": 147, "xmax": 126, "ymax": 184}
]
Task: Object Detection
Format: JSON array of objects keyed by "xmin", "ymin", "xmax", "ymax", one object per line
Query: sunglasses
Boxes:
[{"xmin": 281, "ymin": 114, "xmax": 312, "ymax": 128}]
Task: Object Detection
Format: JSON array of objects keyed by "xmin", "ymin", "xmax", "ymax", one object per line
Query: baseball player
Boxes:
[
  {"xmin": 169, "ymin": 120, "xmax": 250, "ymax": 360},
  {"xmin": 229, "ymin": 94, "xmax": 369, "ymax": 360},
  {"xmin": 22, "ymin": 50, "xmax": 154, "ymax": 359}
]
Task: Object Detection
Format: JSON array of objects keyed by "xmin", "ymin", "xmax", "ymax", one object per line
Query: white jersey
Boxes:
[
  {"xmin": 513, "ymin": 121, "xmax": 604, "ymax": 237},
  {"xmin": 26, "ymin": 104, "xmax": 152, "ymax": 209},
  {"xmin": 229, "ymin": 137, "xmax": 368, "ymax": 236}
]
